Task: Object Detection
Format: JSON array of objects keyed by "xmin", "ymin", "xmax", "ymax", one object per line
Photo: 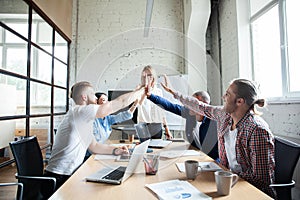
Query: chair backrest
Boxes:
[
  {"xmin": 10, "ymin": 136, "xmax": 44, "ymax": 176},
  {"xmin": 147, "ymin": 123, "xmax": 163, "ymax": 139},
  {"xmin": 275, "ymin": 136, "xmax": 300, "ymax": 184},
  {"xmin": 9, "ymin": 136, "xmax": 44, "ymax": 199}
]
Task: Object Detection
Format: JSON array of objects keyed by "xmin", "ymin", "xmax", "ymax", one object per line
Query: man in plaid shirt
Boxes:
[{"xmin": 159, "ymin": 78, "xmax": 275, "ymax": 198}]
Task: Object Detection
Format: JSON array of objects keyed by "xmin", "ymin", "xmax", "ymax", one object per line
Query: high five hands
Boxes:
[{"xmin": 144, "ymin": 72, "xmax": 155, "ymax": 97}]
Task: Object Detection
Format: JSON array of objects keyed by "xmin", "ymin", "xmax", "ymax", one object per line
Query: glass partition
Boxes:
[
  {"xmin": 54, "ymin": 87, "xmax": 67, "ymax": 113},
  {"xmin": 30, "ymin": 82, "xmax": 51, "ymax": 114},
  {"xmin": 0, "ymin": 0, "xmax": 70, "ymax": 166},
  {"xmin": 0, "ymin": 74, "xmax": 26, "ymax": 117},
  {"xmin": 54, "ymin": 59, "xmax": 68, "ymax": 87},
  {"xmin": 31, "ymin": 45, "xmax": 52, "ymax": 83}
]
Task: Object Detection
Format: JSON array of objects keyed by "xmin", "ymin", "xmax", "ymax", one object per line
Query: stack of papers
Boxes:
[
  {"xmin": 176, "ymin": 162, "xmax": 222, "ymax": 172},
  {"xmin": 145, "ymin": 179, "xmax": 211, "ymax": 200}
]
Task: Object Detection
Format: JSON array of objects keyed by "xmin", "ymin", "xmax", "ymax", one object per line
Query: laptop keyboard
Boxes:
[{"xmin": 103, "ymin": 166, "xmax": 127, "ymax": 180}]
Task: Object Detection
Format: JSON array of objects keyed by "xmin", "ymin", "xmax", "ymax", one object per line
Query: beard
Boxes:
[{"xmin": 223, "ymin": 99, "xmax": 238, "ymax": 114}]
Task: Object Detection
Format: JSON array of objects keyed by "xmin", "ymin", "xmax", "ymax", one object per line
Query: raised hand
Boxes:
[
  {"xmin": 129, "ymin": 99, "xmax": 139, "ymax": 112},
  {"xmin": 160, "ymin": 74, "xmax": 175, "ymax": 95}
]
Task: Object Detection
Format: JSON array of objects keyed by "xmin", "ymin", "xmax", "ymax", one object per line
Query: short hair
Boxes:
[
  {"xmin": 70, "ymin": 81, "xmax": 93, "ymax": 104},
  {"xmin": 95, "ymin": 92, "xmax": 107, "ymax": 100},
  {"xmin": 193, "ymin": 91, "xmax": 211, "ymax": 104},
  {"xmin": 231, "ymin": 78, "xmax": 265, "ymax": 114}
]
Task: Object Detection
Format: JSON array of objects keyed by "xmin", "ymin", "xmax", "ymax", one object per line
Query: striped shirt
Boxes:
[{"xmin": 174, "ymin": 92, "xmax": 275, "ymax": 198}]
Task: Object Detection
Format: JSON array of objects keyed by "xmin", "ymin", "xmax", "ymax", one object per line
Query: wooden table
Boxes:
[{"xmin": 49, "ymin": 141, "xmax": 272, "ymax": 200}]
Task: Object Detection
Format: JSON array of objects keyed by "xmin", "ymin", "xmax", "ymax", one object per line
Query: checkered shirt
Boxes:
[{"xmin": 174, "ymin": 92, "xmax": 275, "ymax": 198}]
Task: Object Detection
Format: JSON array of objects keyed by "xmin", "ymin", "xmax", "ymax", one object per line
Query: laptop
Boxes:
[
  {"xmin": 85, "ymin": 140, "xmax": 150, "ymax": 185},
  {"xmin": 134, "ymin": 123, "xmax": 172, "ymax": 148}
]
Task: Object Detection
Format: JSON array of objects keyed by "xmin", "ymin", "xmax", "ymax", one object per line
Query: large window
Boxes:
[
  {"xmin": 0, "ymin": 0, "xmax": 70, "ymax": 166},
  {"xmin": 250, "ymin": 0, "xmax": 300, "ymax": 100}
]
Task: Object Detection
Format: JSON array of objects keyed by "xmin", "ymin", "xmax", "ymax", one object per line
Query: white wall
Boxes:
[
  {"xmin": 71, "ymin": 0, "xmax": 211, "ymax": 94},
  {"xmin": 71, "ymin": 0, "xmax": 185, "ymax": 92}
]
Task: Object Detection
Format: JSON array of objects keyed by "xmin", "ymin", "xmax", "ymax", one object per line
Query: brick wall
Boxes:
[{"xmin": 72, "ymin": 0, "xmax": 184, "ymax": 92}]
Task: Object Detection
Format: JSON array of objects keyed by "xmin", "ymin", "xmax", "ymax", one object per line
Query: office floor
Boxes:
[
  {"xmin": 0, "ymin": 164, "xmax": 18, "ymax": 200},
  {"xmin": 0, "ymin": 163, "xmax": 299, "ymax": 200}
]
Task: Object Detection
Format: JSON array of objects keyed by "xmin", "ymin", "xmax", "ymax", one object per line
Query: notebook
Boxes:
[
  {"xmin": 85, "ymin": 140, "xmax": 150, "ymax": 185},
  {"xmin": 134, "ymin": 123, "xmax": 172, "ymax": 148}
]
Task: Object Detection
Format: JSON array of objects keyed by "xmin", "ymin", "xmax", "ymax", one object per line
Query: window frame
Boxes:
[
  {"xmin": 250, "ymin": 0, "xmax": 300, "ymax": 103},
  {"xmin": 0, "ymin": 0, "xmax": 70, "ymax": 168}
]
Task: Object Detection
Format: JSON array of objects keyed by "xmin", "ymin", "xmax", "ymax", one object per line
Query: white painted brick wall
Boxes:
[
  {"xmin": 218, "ymin": 0, "xmax": 239, "ymax": 87},
  {"xmin": 73, "ymin": 0, "xmax": 184, "ymax": 91}
]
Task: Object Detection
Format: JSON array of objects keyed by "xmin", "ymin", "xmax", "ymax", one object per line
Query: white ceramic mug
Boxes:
[
  {"xmin": 184, "ymin": 160, "xmax": 199, "ymax": 180},
  {"xmin": 214, "ymin": 171, "xmax": 239, "ymax": 196}
]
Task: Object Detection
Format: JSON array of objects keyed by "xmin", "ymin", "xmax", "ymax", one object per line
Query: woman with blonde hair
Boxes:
[{"xmin": 138, "ymin": 65, "xmax": 172, "ymax": 139}]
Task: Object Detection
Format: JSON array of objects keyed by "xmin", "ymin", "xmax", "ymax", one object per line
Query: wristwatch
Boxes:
[{"xmin": 112, "ymin": 148, "xmax": 118, "ymax": 156}]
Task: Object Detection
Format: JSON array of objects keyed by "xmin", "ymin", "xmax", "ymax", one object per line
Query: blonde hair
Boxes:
[
  {"xmin": 70, "ymin": 81, "xmax": 93, "ymax": 104},
  {"xmin": 141, "ymin": 65, "xmax": 157, "ymax": 86}
]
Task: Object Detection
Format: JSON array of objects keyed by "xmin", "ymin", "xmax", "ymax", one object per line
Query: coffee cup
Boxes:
[
  {"xmin": 184, "ymin": 160, "xmax": 199, "ymax": 180},
  {"xmin": 214, "ymin": 171, "xmax": 239, "ymax": 196}
]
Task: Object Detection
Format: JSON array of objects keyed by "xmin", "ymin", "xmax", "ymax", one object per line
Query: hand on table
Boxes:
[{"xmin": 114, "ymin": 146, "xmax": 129, "ymax": 155}]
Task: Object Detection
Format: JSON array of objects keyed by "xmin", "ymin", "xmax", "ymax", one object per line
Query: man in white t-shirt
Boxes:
[{"xmin": 44, "ymin": 81, "xmax": 143, "ymax": 191}]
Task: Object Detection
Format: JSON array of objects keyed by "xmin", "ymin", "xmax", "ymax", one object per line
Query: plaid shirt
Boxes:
[{"xmin": 174, "ymin": 92, "xmax": 275, "ymax": 198}]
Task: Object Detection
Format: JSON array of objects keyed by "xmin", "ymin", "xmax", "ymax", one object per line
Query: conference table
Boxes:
[{"xmin": 49, "ymin": 140, "xmax": 272, "ymax": 200}]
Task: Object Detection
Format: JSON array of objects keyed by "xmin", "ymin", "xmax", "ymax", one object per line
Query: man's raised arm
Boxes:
[{"xmin": 96, "ymin": 87, "xmax": 144, "ymax": 118}]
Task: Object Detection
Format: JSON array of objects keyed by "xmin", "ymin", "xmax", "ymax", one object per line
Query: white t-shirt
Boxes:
[
  {"xmin": 224, "ymin": 128, "xmax": 242, "ymax": 173},
  {"xmin": 193, "ymin": 121, "xmax": 202, "ymax": 149},
  {"xmin": 46, "ymin": 104, "xmax": 98, "ymax": 175},
  {"xmin": 138, "ymin": 86, "xmax": 165, "ymax": 123}
]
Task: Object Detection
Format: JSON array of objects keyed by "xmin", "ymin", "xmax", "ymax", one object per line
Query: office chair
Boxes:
[
  {"xmin": 9, "ymin": 136, "xmax": 56, "ymax": 200},
  {"xmin": 0, "ymin": 182, "xmax": 23, "ymax": 200},
  {"xmin": 270, "ymin": 136, "xmax": 300, "ymax": 200}
]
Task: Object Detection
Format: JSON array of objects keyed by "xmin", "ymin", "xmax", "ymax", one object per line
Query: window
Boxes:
[
  {"xmin": 250, "ymin": 0, "xmax": 300, "ymax": 101},
  {"xmin": 285, "ymin": 0, "xmax": 300, "ymax": 92},
  {"xmin": 0, "ymin": 0, "xmax": 70, "ymax": 166}
]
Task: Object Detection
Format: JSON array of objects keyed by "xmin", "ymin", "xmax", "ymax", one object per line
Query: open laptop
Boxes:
[
  {"xmin": 85, "ymin": 140, "xmax": 150, "ymax": 185},
  {"xmin": 134, "ymin": 123, "xmax": 172, "ymax": 148}
]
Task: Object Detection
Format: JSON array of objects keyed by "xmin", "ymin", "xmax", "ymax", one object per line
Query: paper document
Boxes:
[
  {"xmin": 176, "ymin": 162, "xmax": 222, "ymax": 172},
  {"xmin": 159, "ymin": 150, "xmax": 201, "ymax": 159},
  {"xmin": 145, "ymin": 179, "xmax": 212, "ymax": 200}
]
